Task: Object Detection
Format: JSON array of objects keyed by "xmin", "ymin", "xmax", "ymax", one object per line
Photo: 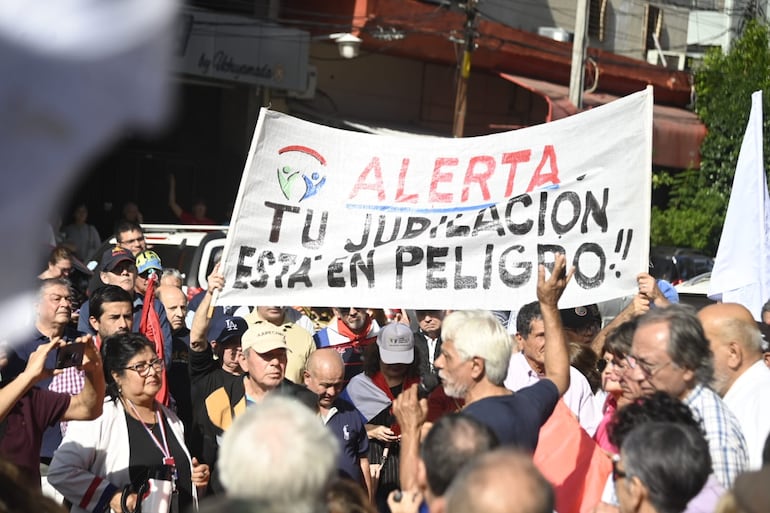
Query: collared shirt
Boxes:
[
  {"xmin": 684, "ymin": 384, "xmax": 749, "ymax": 488},
  {"xmin": 723, "ymin": 360, "xmax": 770, "ymax": 469},
  {"xmin": 50, "ymin": 367, "xmax": 85, "ymax": 437},
  {"xmin": 423, "ymin": 333, "xmax": 439, "ymax": 372},
  {"xmin": 504, "ymin": 352, "xmax": 601, "ymax": 436},
  {"xmin": 321, "ymin": 399, "xmax": 369, "ymax": 484}
]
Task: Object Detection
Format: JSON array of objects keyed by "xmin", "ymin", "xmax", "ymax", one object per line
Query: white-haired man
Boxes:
[
  {"xmin": 219, "ymin": 396, "xmax": 339, "ymax": 513},
  {"xmin": 434, "ymin": 254, "xmax": 571, "ymax": 449}
]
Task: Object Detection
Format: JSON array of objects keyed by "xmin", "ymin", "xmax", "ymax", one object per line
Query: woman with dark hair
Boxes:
[
  {"xmin": 593, "ymin": 319, "xmax": 640, "ymax": 453},
  {"xmin": 48, "ymin": 333, "xmax": 209, "ymax": 513},
  {"xmin": 343, "ymin": 322, "xmax": 420, "ymax": 511}
]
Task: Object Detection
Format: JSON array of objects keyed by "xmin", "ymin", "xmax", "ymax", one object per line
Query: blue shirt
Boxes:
[
  {"xmin": 463, "ymin": 379, "xmax": 559, "ymax": 450},
  {"xmin": 324, "ymin": 398, "xmax": 370, "ymax": 484}
]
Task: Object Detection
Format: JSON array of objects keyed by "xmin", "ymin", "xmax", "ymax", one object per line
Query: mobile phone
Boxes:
[{"xmin": 55, "ymin": 343, "xmax": 85, "ymax": 369}]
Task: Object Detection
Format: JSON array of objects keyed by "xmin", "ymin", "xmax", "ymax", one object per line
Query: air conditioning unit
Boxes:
[
  {"xmin": 287, "ymin": 66, "xmax": 317, "ymax": 100},
  {"xmin": 538, "ymin": 27, "xmax": 573, "ymax": 43},
  {"xmin": 646, "ymin": 50, "xmax": 687, "ymax": 70}
]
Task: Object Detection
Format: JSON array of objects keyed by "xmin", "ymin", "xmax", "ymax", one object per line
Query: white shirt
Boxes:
[
  {"xmin": 423, "ymin": 332, "xmax": 439, "ymax": 372},
  {"xmin": 723, "ymin": 359, "xmax": 770, "ymax": 469},
  {"xmin": 504, "ymin": 352, "xmax": 601, "ymax": 436}
]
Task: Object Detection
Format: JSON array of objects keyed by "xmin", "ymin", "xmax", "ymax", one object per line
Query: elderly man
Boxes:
[
  {"xmin": 507, "ymin": 300, "xmax": 601, "ymax": 436},
  {"xmin": 445, "ymin": 448, "xmax": 555, "ymax": 513},
  {"xmin": 628, "ymin": 304, "xmax": 749, "ymax": 487},
  {"xmin": 613, "ymin": 422, "xmax": 711, "ymax": 513},
  {"xmin": 246, "ymin": 306, "xmax": 315, "ymax": 384},
  {"xmin": 190, "ymin": 270, "xmax": 315, "ymax": 494},
  {"xmin": 698, "ymin": 302, "xmax": 770, "ymax": 469},
  {"xmin": 3, "ymin": 278, "xmax": 87, "ymax": 494},
  {"xmin": 314, "ymin": 306, "xmax": 380, "ymax": 383},
  {"xmin": 219, "ymin": 396, "xmax": 339, "ymax": 513},
  {"xmin": 6, "ymin": 278, "xmax": 83, "ymax": 381},
  {"xmin": 303, "ymin": 348, "xmax": 371, "ymax": 498},
  {"xmin": 157, "ymin": 284, "xmax": 193, "ymax": 435},
  {"xmin": 434, "ymin": 254, "xmax": 571, "ymax": 448}
]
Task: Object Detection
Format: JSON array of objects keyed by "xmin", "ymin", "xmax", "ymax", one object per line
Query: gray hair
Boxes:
[
  {"xmin": 219, "ymin": 396, "xmax": 339, "ymax": 513},
  {"xmin": 621, "ymin": 421, "xmax": 711, "ymax": 513},
  {"xmin": 38, "ymin": 277, "xmax": 72, "ymax": 299},
  {"xmin": 636, "ymin": 304, "xmax": 714, "ymax": 385},
  {"xmin": 442, "ymin": 310, "xmax": 512, "ymax": 385}
]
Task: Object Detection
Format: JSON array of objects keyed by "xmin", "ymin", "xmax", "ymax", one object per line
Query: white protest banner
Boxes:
[{"xmin": 217, "ymin": 87, "xmax": 652, "ymax": 310}]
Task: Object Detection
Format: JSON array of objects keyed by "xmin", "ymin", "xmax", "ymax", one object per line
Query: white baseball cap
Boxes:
[{"xmin": 377, "ymin": 322, "xmax": 414, "ymax": 365}]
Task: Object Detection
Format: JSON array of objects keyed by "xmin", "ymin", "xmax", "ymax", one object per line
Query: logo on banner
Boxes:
[{"xmin": 277, "ymin": 145, "xmax": 327, "ymax": 202}]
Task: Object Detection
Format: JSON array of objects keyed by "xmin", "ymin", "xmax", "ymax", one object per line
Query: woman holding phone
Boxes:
[{"xmin": 49, "ymin": 332, "xmax": 209, "ymax": 512}]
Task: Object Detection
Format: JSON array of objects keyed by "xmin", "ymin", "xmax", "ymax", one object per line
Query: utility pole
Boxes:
[
  {"xmin": 569, "ymin": 0, "xmax": 589, "ymax": 109},
  {"xmin": 452, "ymin": 0, "xmax": 477, "ymax": 138}
]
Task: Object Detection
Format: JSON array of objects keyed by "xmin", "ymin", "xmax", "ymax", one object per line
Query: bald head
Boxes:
[
  {"xmin": 304, "ymin": 348, "xmax": 344, "ymax": 410},
  {"xmin": 698, "ymin": 303, "xmax": 763, "ymax": 354},
  {"xmin": 306, "ymin": 348, "xmax": 344, "ymax": 375},
  {"xmin": 698, "ymin": 303, "xmax": 763, "ymax": 396},
  {"xmin": 156, "ymin": 285, "xmax": 187, "ymax": 332},
  {"xmin": 445, "ymin": 448, "xmax": 553, "ymax": 513}
]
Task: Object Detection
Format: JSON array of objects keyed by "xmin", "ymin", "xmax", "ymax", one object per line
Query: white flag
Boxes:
[{"xmin": 708, "ymin": 91, "xmax": 770, "ymax": 320}]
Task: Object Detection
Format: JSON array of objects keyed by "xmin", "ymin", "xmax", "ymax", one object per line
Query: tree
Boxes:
[{"xmin": 651, "ymin": 19, "xmax": 770, "ymax": 254}]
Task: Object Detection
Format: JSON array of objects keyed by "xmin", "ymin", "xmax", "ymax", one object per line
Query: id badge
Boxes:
[{"xmin": 163, "ymin": 457, "xmax": 178, "ymax": 486}]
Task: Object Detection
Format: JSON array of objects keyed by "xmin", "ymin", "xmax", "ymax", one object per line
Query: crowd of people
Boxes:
[{"xmin": 1, "ymin": 213, "xmax": 769, "ymax": 513}]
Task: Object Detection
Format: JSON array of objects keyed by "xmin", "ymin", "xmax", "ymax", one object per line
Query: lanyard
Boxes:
[{"xmin": 126, "ymin": 400, "xmax": 172, "ymax": 462}]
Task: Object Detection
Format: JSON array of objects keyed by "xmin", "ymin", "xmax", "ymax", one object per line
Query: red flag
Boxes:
[{"xmin": 139, "ymin": 272, "xmax": 169, "ymax": 405}]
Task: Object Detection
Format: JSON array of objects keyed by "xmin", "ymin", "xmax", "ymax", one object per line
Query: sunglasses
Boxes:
[
  {"xmin": 596, "ymin": 358, "xmax": 614, "ymax": 373},
  {"xmin": 338, "ymin": 307, "xmax": 366, "ymax": 316}
]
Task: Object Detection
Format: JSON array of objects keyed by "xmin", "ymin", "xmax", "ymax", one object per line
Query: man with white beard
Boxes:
[{"xmin": 433, "ymin": 254, "xmax": 572, "ymax": 449}]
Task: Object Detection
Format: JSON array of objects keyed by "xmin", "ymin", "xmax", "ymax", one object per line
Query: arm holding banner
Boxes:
[
  {"xmin": 591, "ymin": 293, "xmax": 650, "ymax": 356},
  {"xmin": 637, "ymin": 272, "xmax": 671, "ymax": 307},
  {"xmin": 538, "ymin": 253, "xmax": 573, "ymax": 396},
  {"xmin": 190, "ymin": 264, "xmax": 224, "ymax": 353}
]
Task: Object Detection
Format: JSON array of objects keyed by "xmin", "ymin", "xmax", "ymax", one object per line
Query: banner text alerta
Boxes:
[{"xmin": 217, "ymin": 88, "xmax": 653, "ymax": 310}]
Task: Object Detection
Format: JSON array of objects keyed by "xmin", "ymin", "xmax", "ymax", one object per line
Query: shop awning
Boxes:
[{"xmin": 500, "ymin": 73, "xmax": 706, "ymax": 169}]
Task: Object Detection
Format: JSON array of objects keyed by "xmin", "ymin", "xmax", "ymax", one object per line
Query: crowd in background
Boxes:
[{"xmin": 1, "ymin": 201, "xmax": 769, "ymax": 513}]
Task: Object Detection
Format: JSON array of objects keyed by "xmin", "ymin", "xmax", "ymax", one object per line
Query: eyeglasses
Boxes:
[
  {"xmin": 612, "ymin": 455, "xmax": 628, "ymax": 482},
  {"xmin": 626, "ymin": 354, "xmax": 674, "ymax": 378},
  {"xmin": 123, "ymin": 358, "xmax": 163, "ymax": 377}
]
